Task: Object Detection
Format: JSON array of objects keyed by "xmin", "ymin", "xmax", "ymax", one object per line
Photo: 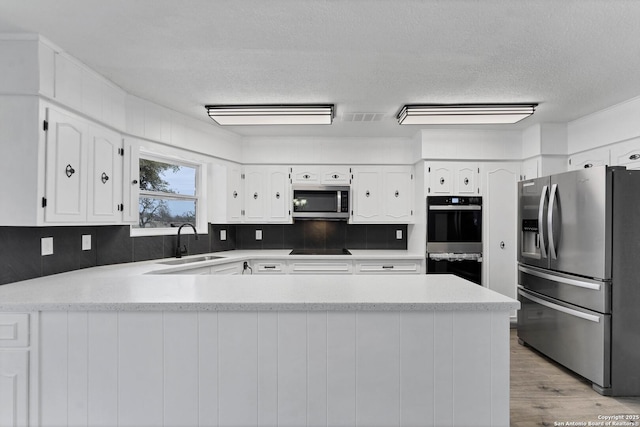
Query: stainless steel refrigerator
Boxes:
[{"xmin": 517, "ymin": 165, "xmax": 640, "ymax": 396}]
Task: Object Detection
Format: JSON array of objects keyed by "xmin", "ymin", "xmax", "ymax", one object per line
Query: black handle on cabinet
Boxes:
[
  {"xmin": 382, "ymin": 265, "xmax": 394, "ymax": 269},
  {"xmin": 630, "ymin": 154, "xmax": 640, "ymax": 161},
  {"xmin": 440, "ymin": 177, "xmax": 445, "ymax": 185},
  {"xmin": 254, "ymin": 192, "xmax": 258, "ymax": 199},
  {"xmin": 394, "ymin": 190, "xmax": 399, "ymax": 198},
  {"xmin": 233, "ymin": 191, "xmax": 238, "ymax": 198},
  {"xmin": 464, "ymin": 177, "xmax": 469, "ymax": 185},
  {"xmin": 365, "ymin": 190, "xmax": 370, "ymax": 197},
  {"xmin": 584, "ymin": 163, "xmax": 593, "ymax": 168},
  {"xmin": 101, "ymin": 172, "xmax": 109, "ymax": 184},
  {"xmin": 65, "ymin": 164, "xmax": 75, "ymax": 178},
  {"xmin": 132, "ymin": 179, "xmax": 138, "ymax": 185},
  {"xmin": 275, "ymin": 192, "xmax": 280, "ymax": 199}
]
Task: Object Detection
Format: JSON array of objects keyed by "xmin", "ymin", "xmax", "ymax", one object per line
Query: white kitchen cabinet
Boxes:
[
  {"xmin": 351, "ymin": 166, "xmax": 414, "ymax": 223},
  {"xmin": 87, "ymin": 125, "xmax": 123, "ymax": 223},
  {"xmin": 122, "ymin": 138, "xmax": 141, "ymax": 224},
  {"xmin": 427, "ymin": 162, "xmax": 479, "ymax": 195},
  {"xmin": 226, "ymin": 164, "xmax": 244, "ymax": 223},
  {"xmin": 291, "ymin": 166, "xmax": 350, "ymax": 185},
  {"xmin": 243, "ymin": 166, "xmax": 291, "ymax": 224},
  {"xmin": 44, "ymin": 108, "xmax": 89, "ymax": 222},
  {"xmin": 289, "ymin": 261, "xmax": 353, "ymax": 274},
  {"xmin": 610, "ymin": 138, "xmax": 640, "ymax": 170},
  {"xmin": 251, "ymin": 260, "xmax": 288, "ymax": 274},
  {"xmin": 0, "ymin": 313, "xmax": 31, "ymax": 427},
  {"xmin": 170, "ymin": 266, "xmax": 212, "ymax": 275},
  {"xmin": 521, "ymin": 158, "xmax": 540, "ymax": 180},
  {"xmin": 211, "ymin": 261, "xmax": 244, "ymax": 275},
  {"xmin": 355, "ymin": 261, "xmax": 421, "ymax": 274},
  {"xmin": 568, "ymin": 147, "xmax": 610, "ymax": 170},
  {"xmin": 481, "ymin": 162, "xmax": 519, "ymax": 316}
]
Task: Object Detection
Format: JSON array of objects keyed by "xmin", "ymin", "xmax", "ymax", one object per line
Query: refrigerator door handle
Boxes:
[
  {"xmin": 538, "ymin": 185, "xmax": 548, "ymax": 258},
  {"xmin": 518, "ymin": 289, "xmax": 601, "ymax": 323},
  {"xmin": 518, "ymin": 265, "xmax": 601, "ymax": 290},
  {"xmin": 548, "ymin": 183, "xmax": 558, "ymax": 259}
]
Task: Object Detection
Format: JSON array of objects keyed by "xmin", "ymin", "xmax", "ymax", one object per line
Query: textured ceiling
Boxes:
[{"xmin": 1, "ymin": 0, "xmax": 639, "ymax": 138}]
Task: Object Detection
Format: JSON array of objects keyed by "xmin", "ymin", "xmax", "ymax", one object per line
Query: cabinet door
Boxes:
[
  {"xmin": 87, "ymin": 125, "xmax": 123, "ymax": 222},
  {"xmin": 482, "ymin": 162, "xmax": 519, "ymax": 310},
  {"xmin": 383, "ymin": 167, "xmax": 414, "ymax": 222},
  {"xmin": 122, "ymin": 138, "xmax": 141, "ymax": 224},
  {"xmin": 521, "ymin": 158, "xmax": 540, "ymax": 181},
  {"xmin": 456, "ymin": 164, "xmax": 478, "ymax": 195},
  {"xmin": 45, "ymin": 108, "xmax": 88, "ymax": 222},
  {"xmin": 568, "ymin": 148, "xmax": 610, "ymax": 170},
  {"xmin": 211, "ymin": 262, "xmax": 244, "ymax": 275},
  {"xmin": 428, "ymin": 163, "xmax": 453, "ymax": 194},
  {"xmin": 227, "ymin": 165, "xmax": 243, "ymax": 223},
  {"xmin": 291, "ymin": 166, "xmax": 320, "ymax": 184},
  {"xmin": 266, "ymin": 167, "xmax": 291, "ymax": 223},
  {"xmin": 351, "ymin": 167, "xmax": 381, "ymax": 222},
  {"xmin": 610, "ymin": 139, "xmax": 640, "ymax": 170},
  {"xmin": 320, "ymin": 167, "xmax": 350, "ymax": 184},
  {"xmin": 243, "ymin": 167, "xmax": 266, "ymax": 223},
  {"xmin": 0, "ymin": 350, "xmax": 29, "ymax": 427}
]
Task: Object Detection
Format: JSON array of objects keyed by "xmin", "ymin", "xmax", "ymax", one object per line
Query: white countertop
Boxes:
[{"xmin": 0, "ymin": 250, "xmax": 519, "ymax": 312}]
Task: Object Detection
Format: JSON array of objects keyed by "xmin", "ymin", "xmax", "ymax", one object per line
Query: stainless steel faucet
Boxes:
[{"xmin": 175, "ymin": 223, "xmax": 198, "ymax": 258}]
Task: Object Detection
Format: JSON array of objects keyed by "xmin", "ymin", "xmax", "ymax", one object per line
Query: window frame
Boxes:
[{"xmin": 130, "ymin": 151, "xmax": 207, "ymax": 237}]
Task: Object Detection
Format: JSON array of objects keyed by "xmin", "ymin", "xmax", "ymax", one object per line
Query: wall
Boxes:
[
  {"xmin": 568, "ymin": 95, "xmax": 640, "ymax": 154},
  {"xmin": 0, "ymin": 222, "xmax": 406, "ymax": 285},
  {"xmin": 420, "ymin": 129, "xmax": 523, "ymax": 160},
  {"xmin": 242, "ymin": 136, "xmax": 418, "ymax": 165}
]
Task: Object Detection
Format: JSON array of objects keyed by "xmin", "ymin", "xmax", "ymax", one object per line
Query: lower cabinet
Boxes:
[
  {"xmin": 355, "ymin": 261, "xmax": 421, "ymax": 274},
  {"xmin": 0, "ymin": 313, "xmax": 31, "ymax": 427},
  {"xmin": 211, "ymin": 262, "xmax": 244, "ymax": 275},
  {"xmin": 251, "ymin": 260, "xmax": 288, "ymax": 274},
  {"xmin": 289, "ymin": 261, "xmax": 353, "ymax": 274}
]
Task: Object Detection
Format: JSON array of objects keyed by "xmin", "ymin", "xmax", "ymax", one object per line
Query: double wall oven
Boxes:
[{"xmin": 426, "ymin": 196, "xmax": 482, "ymax": 284}]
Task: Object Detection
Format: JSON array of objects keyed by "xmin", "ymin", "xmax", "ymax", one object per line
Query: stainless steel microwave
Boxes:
[{"xmin": 292, "ymin": 186, "xmax": 350, "ymax": 219}]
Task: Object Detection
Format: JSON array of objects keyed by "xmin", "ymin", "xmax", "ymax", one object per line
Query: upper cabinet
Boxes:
[
  {"xmin": 223, "ymin": 165, "xmax": 292, "ymax": 224},
  {"xmin": 0, "ymin": 100, "xmax": 134, "ymax": 226},
  {"xmin": 610, "ymin": 139, "xmax": 640, "ymax": 170},
  {"xmin": 568, "ymin": 147, "xmax": 610, "ymax": 171},
  {"xmin": 427, "ymin": 162, "xmax": 480, "ymax": 195},
  {"xmin": 291, "ymin": 166, "xmax": 350, "ymax": 185},
  {"xmin": 351, "ymin": 166, "xmax": 414, "ymax": 223}
]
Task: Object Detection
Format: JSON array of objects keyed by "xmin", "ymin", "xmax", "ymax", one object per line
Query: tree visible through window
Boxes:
[{"xmin": 135, "ymin": 157, "xmax": 198, "ymax": 228}]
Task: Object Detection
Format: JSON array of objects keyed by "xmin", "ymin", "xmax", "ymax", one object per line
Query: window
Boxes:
[{"xmin": 134, "ymin": 155, "xmax": 201, "ymax": 230}]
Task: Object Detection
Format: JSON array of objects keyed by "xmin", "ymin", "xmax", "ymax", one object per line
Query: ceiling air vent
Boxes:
[{"xmin": 341, "ymin": 112, "xmax": 385, "ymax": 122}]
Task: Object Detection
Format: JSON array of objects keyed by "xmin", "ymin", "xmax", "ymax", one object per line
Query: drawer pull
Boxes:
[
  {"xmin": 264, "ymin": 265, "xmax": 277, "ymax": 269},
  {"xmin": 630, "ymin": 154, "xmax": 640, "ymax": 161},
  {"xmin": 382, "ymin": 265, "xmax": 394, "ymax": 269},
  {"xmin": 519, "ymin": 289, "xmax": 600, "ymax": 323}
]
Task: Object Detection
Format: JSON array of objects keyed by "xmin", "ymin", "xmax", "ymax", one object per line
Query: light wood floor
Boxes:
[{"xmin": 510, "ymin": 329, "xmax": 640, "ymax": 426}]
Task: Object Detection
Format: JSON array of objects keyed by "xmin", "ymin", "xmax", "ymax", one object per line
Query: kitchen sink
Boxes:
[{"xmin": 158, "ymin": 255, "xmax": 224, "ymax": 265}]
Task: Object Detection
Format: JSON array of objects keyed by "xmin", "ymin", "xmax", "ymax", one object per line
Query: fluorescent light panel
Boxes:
[
  {"xmin": 206, "ymin": 105, "xmax": 334, "ymax": 125},
  {"xmin": 397, "ymin": 104, "xmax": 537, "ymax": 125}
]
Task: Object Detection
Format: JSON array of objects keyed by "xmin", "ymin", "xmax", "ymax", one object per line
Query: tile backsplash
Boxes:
[{"xmin": 0, "ymin": 222, "xmax": 407, "ymax": 285}]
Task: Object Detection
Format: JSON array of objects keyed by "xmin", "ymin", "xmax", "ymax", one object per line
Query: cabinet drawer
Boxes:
[
  {"xmin": 356, "ymin": 262, "xmax": 420, "ymax": 274},
  {"xmin": 0, "ymin": 313, "xmax": 30, "ymax": 347},
  {"xmin": 172, "ymin": 266, "xmax": 212, "ymax": 275},
  {"xmin": 253, "ymin": 261, "xmax": 287, "ymax": 274},
  {"xmin": 290, "ymin": 262, "xmax": 353, "ymax": 274},
  {"xmin": 211, "ymin": 262, "xmax": 244, "ymax": 275}
]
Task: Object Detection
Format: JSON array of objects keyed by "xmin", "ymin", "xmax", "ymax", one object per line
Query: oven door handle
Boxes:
[{"xmin": 428, "ymin": 205, "xmax": 481, "ymax": 211}]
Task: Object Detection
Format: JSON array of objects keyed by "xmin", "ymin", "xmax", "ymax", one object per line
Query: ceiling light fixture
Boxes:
[
  {"xmin": 205, "ymin": 104, "xmax": 334, "ymax": 125},
  {"xmin": 396, "ymin": 104, "xmax": 537, "ymax": 125}
]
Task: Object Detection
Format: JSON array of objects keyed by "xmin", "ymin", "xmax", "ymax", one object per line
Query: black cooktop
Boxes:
[{"xmin": 289, "ymin": 248, "xmax": 352, "ymax": 255}]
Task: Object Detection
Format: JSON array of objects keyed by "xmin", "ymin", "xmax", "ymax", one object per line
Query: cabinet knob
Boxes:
[
  {"xmin": 254, "ymin": 192, "xmax": 258, "ymax": 199},
  {"xmin": 101, "ymin": 172, "xmax": 110, "ymax": 184},
  {"xmin": 132, "ymin": 179, "xmax": 138, "ymax": 185},
  {"xmin": 464, "ymin": 177, "xmax": 469, "ymax": 185},
  {"xmin": 584, "ymin": 163, "xmax": 593, "ymax": 168},
  {"xmin": 630, "ymin": 154, "xmax": 640, "ymax": 161},
  {"xmin": 365, "ymin": 190, "xmax": 370, "ymax": 197},
  {"xmin": 65, "ymin": 164, "xmax": 75, "ymax": 178},
  {"xmin": 332, "ymin": 174, "xmax": 339, "ymax": 179},
  {"xmin": 500, "ymin": 241, "xmax": 505, "ymax": 249},
  {"xmin": 439, "ymin": 177, "xmax": 445, "ymax": 185},
  {"xmin": 394, "ymin": 190, "xmax": 399, "ymax": 197},
  {"xmin": 303, "ymin": 174, "xmax": 310, "ymax": 179},
  {"xmin": 275, "ymin": 192, "xmax": 280, "ymax": 199},
  {"xmin": 233, "ymin": 191, "xmax": 238, "ymax": 198}
]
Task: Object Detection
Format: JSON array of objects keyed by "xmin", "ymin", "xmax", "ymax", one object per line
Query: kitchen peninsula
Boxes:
[{"xmin": 0, "ymin": 254, "xmax": 518, "ymax": 427}]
